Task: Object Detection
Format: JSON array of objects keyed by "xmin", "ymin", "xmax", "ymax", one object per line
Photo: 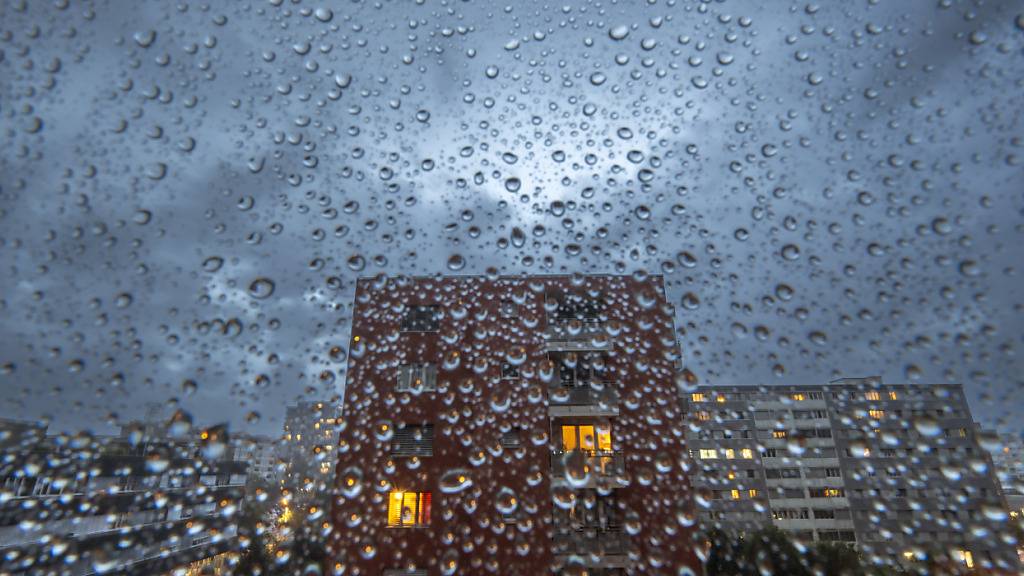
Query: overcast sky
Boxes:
[{"xmin": 1, "ymin": 0, "xmax": 1022, "ymax": 439}]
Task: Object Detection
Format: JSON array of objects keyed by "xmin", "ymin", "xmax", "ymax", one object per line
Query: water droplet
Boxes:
[
  {"xmin": 608, "ymin": 24, "xmax": 630, "ymax": 41},
  {"xmin": 447, "ymin": 254, "xmax": 466, "ymax": 271},
  {"xmin": 202, "ymin": 256, "xmax": 224, "ymax": 272},
  {"xmin": 247, "ymin": 278, "xmax": 275, "ymax": 299}
]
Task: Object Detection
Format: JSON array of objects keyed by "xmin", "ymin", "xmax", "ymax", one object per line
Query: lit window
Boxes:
[
  {"xmin": 888, "ymin": 391, "xmax": 898, "ymax": 400},
  {"xmin": 387, "ymin": 491, "xmax": 431, "ymax": 527},
  {"xmin": 748, "ymin": 489, "xmax": 758, "ymax": 498},
  {"xmin": 956, "ymin": 550, "xmax": 974, "ymax": 569},
  {"xmin": 727, "ymin": 471, "xmax": 736, "ymax": 480},
  {"xmin": 561, "ymin": 424, "xmax": 612, "ymax": 453},
  {"xmin": 715, "ymin": 395, "xmax": 726, "ymax": 403},
  {"xmin": 825, "ymin": 488, "xmax": 843, "ymax": 498},
  {"xmin": 730, "ymin": 489, "xmax": 741, "ymax": 500},
  {"xmin": 740, "ymin": 448, "xmax": 754, "ymax": 459},
  {"xmin": 958, "ymin": 427, "xmax": 968, "ymax": 438},
  {"xmin": 791, "ymin": 393, "xmax": 806, "ymax": 401},
  {"xmin": 691, "ymin": 393, "xmax": 706, "ymax": 402},
  {"xmin": 868, "ymin": 409, "xmax": 885, "ymax": 419},
  {"xmin": 772, "ymin": 430, "xmax": 788, "ymax": 439},
  {"xmin": 865, "ymin": 391, "xmax": 881, "ymax": 401},
  {"xmin": 724, "ymin": 449, "xmax": 736, "ymax": 459},
  {"xmin": 698, "ymin": 449, "xmax": 718, "ymax": 459},
  {"xmin": 695, "ymin": 411, "xmax": 711, "ymax": 421}
]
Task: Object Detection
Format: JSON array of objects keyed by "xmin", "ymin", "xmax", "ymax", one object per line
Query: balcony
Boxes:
[
  {"xmin": 550, "ymin": 451, "xmax": 626, "ymax": 489},
  {"xmin": 548, "ymin": 383, "xmax": 619, "ymax": 417},
  {"xmin": 553, "ymin": 528, "xmax": 629, "ymax": 568},
  {"xmin": 544, "ymin": 321, "xmax": 610, "ymax": 352}
]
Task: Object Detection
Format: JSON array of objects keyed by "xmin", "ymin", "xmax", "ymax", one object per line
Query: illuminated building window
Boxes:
[
  {"xmin": 560, "ymin": 424, "xmax": 612, "ymax": 453},
  {"xmin": 958, "ymin": 427, "xmax": 968, "ymax": 438},
  {"xmin": 956, "ymin": 550, "xmax": 974, "ymax": 569},
  {"xmin": 397, "ymin": 364, "xmax": 437, "ymax": 392},
  {"xmin": 888, "ymin": 391, "xmax": 898, "ymax": 400},
  {"xmin": 790, "ymin": 393, "xmax": 806, "ymax": 401},
  {"xmin": 387, "ymin": 491, "xmax": 431, "ymax": 527},
  {"xmin": 740, "ymin": 448, "xmax": 754, "ymax": 459},
  {"xmin": 724, "ymin": 448, "xmax": 736, "ymax": 459},
  {"xmin": 748, "ymin": 489, "xmax": 758, "ymax": 498},
  {"xmin": 865, "ymin": 391, "xmax": 881, "ymax": 401},
  {"xmin": 715, "ymin": 395, "xmax": 726, "ymax": 403},
  {"xmin": 868, "ymin": 409, "xmax": 885, "ymax": 419},
  {"xmin": 698, "ymin": 449, "xmax": 717, "ymax": 460},
  {"xmin": 691, "ymin": 393, "xmax": 706, "ymax": 402},
  {"xmin": 695, "ymin": 411, "xmax": 711, "ymax": 422},
  {"xmin": 730, "ymin": 489, "xmax": 741, "ymax": 500},
  {"xmin": 772, "ymin": 430, "xmax": 788, "ymax": 439}
]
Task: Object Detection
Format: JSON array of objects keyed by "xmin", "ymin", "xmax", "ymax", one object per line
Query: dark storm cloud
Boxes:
[{"xmin": 1, "ymin": 0, "xmax": 1021, "ymax": 436}]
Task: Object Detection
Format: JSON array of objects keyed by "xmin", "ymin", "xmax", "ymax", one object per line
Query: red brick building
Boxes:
[{"xmin": 329, "ymin": 274, "xmax": 701, "ymax": 575}]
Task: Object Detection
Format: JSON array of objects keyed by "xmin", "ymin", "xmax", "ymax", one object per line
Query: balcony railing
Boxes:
[
  {"xmin": 552, "ymin": 527, "xmax": 628, "ymax": 557},
  {"xmin": 544, "ymin": 321, "xmax": 610, "ymax": 351},
  {"xmin": 550, "ymin": 451, "xmax": 625, "ymax": 486},
  {"xmin": 548, "ymin": 383, "xmax": 619, "ymax": 408}
]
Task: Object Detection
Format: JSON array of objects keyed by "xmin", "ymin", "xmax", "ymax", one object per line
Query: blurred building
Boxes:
[
  {"xmin": 330, "ymin": 274, "xmax": 701, "ymax": 575},
  {"xmin": 280, "ymin": 401, "xmax": 338, "ymax": 495},
  {"xmin": 232, "ymin": 433, "xmax": 278, "ymax": 484},
  {"xmin": 0, "ymin": 419, "xmax": 247, "ymax": 575},
  {"xmin": 683, "ymin": 377, "xmax": 1020, "ymax": 574}
]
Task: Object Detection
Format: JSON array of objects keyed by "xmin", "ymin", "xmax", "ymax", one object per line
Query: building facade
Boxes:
[
  {"xmin": 683, "ymin": 377, "xmax": 1020, "ymax": 573},
  {"xmin": 280, "ymin": 401, "xmax": 339, "ymax": 495},
  {"xmin": 233, "ymin": 433, "xmax": 279, "ymax": 484},
  {"xmin": 0, "ymin": 419, "xmax": 247, "ymax": 575},
  {"xmin": 329, "ymin": 274, "xmax": 701, "ymax": 575}
]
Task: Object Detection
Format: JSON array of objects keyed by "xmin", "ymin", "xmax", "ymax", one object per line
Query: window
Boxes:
[
  {"xmin": 790, "ymin": 393, "xmax": 806, "ymax": 401},
  {"xmin": 864, "ymin": 391, "xmax": 880, "ymax": 401},
  {"xmin": 888, "ymin": 391, "xmax": 898, "ymax": 400},
  {"xmin": 401, "ymin": 305, "xmax": 440, "ymax": 332},
  {"xmin": 560, "ymin": 424, "xmax": 612, "ymax": 453},
  {"xmin": 958, "ymin": 427, "xmax": 968, "ymax": 438},
  {"xmin": 724, "ymin": 448, "xmax": 735, "ymax": 459},
  {"xmin": 740, "ymin": 448, "xmax": 754, "ymax": 459},
  {"xmin": 691, "ymin": 393, "xmax": 706, "ymax": 402},
  {"xmin": 809, "ymin": 488, "xmax": 845, "ymax": 498},
  {"xmin": 397, "ymin": 364, "xmax": 437, "ymax": 392},
  {"xmin": 698, "ymin": 449, "xmax": 718, "ymax": 460},
  {"xmin": 808, "ymin": 392, "xmax": 823, "ymax": 400},
  {"xmin": 501, "ymin": 427, "xmax": 522, "ymax": 448},
  {"xmin": 773, "ymin": 508, "xmax": 809, "ymax": 520},
  {"xmin": 391, "ymin": 424, "xmax": 434, "ymax": 457},
  {"xmin": 761, "ymin": 448, "xmax": 778, "ymax": 458},
  {"xmin": 715, "ymin": 395, "xmax": 726, "ymax": 403},
  {"xmin": 730, "ymin": 489, "xmax": 741, "ymax": 500},
  {"xmin": 868, "ymin": 409, "xmax": 885, "ymax": 419},
  {"xmin": 825, "ymin": 468, "xmax": 841, "ymax": 478},
  {"xmin": 499, "ymin": 300, "xmax": 518, "ymax": 318},
  {"xmin": 955, "ymin": 550, "xmax": 974, "ymax": 569},
  {"xmin": 387, "ymin": 491, "xmax": 431, "ymax": 527},
  {"xmin": 695, "ymin": 410, "xmax": 711, "ymax": 421},
  {"xmin": 772, "ymin": 430, "xmax": 788, "ymax": 439},
  {"xmin": 813, "ymin": 509, "xmax": 835, "ymax": 519},
  {"xmin": 501, "ymin": 363, "xmax": 520, "ymax": 379},
  {"xmin": 816, "ymin": 428, "xmax": 832, "ymax": 438},
  {"xmin": 748, "ymin": 489, "xmax": 758, "ymax": 498}
]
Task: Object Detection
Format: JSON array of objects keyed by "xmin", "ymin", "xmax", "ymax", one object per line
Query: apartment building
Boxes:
[
  {"xmin": 0, "ymin": 419, "xmax": 247, "ymax": 575},
  {"xmin": 683, "ymin": 377, "xmax": 1020, "ymax": 574},
  {"xmin": 232, "ymin": 433, "xmax": 279, "ymax": 483},
  {"xmin": 280, "ymin": 401, "xmax": 339, "ymax": 494},
  {"xmin": 329, "ymin": 274, "xmax": 701, "ymax": 575}
]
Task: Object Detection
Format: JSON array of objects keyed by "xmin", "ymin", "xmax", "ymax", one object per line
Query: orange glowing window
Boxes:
[
  {"xmin": 865, "ymin": 391, "xmax": 881, "ymax": 401},
  {"xmin": 387, "ymin": 491, "xmax": 431, "ymax": 527},
  {"xmin": 691, "ymin": 393, "xmax": 706, "ymax": 402},
  {"xmin": 561, "ymin": 424, "xmax": 612, "ymax": 452}
]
